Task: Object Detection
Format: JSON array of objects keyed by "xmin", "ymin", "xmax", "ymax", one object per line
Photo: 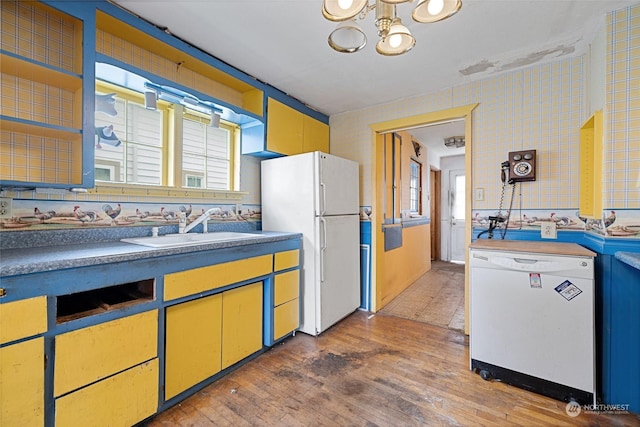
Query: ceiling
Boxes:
[{"xmin": 111, "ymin": 0, "xmax": 636, "ymax": 156}]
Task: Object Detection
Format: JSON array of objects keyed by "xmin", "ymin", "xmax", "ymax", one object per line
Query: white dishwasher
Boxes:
[{"xmin": 469, "ymin": 240, "xmax": 596, "ymax": 405}]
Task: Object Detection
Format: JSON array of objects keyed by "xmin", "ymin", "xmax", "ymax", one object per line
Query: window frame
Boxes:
[
  {"xmin": 409, "ymin": 159, "xmax": 422, "ymax": 214},
  {"xmin": 93, "ymin": 80, "xmax": 241, "ymax": 197}
]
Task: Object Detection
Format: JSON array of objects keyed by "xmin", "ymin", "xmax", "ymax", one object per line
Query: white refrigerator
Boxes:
[{"xmin": 261, "ymin": 151, "xmax": 361, "ymax": 336}]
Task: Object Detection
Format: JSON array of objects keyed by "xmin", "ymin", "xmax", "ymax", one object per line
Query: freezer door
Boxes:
[
  {"xmin": 316, "ymin": 214, "xmax": 360, "ymax": 333},
  {"xmin": 317, "ymin": 152, "xmax": 359, "ymax": 216}
]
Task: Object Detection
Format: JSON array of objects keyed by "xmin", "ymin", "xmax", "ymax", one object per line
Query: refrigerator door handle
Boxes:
[
  {"xmin": 320, "ymin": 217, "xmax": 327, "ymax": 282},
  {"xmin": 320, "ymin": 182, "xmax": 327, "ymax": 216}
]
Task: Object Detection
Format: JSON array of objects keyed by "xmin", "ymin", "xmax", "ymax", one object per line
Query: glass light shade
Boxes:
[
  {"xmin": 328, "ymin": 21, "xmax": 367, "ymax": 53},
  {"xmin": 412, "ymin": 0, "xmax": 461, "ymax": 23},
  {"xmin": 144, "ymin": 91, "xmax": 157, "ymax": 110},
  {"xmin": 322, "ymin": 0, "xmax": 369, "ymax": 22},
  {"xmin": 376, "ymin": 18, "xmax": 415, "ymax": 55},
  {"xmin": 380, "ymin": 0, "xmax": 411, "ymax": 3}
]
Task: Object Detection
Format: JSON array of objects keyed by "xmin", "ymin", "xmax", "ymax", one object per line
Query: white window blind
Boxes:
[{"xmin": 182, "ymin": 117, "xmax": 231, "ymax": 190}]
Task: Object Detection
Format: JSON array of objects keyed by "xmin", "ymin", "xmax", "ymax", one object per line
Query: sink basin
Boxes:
[{"xmin": 121, "ymin": 232, "xmax": 259, "ymax": 248}]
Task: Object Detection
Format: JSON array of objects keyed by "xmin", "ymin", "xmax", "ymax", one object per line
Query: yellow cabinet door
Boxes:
[
  {"xmin": 0, "ymin": 337, "xmax": 44, "ymax": 427},
  {"xmin": 303, "ymin": 115, "xmax": 329, "ymax": 153},
  {"xmin": 0, "ymin": 296, "xmax": 47, "ymax": 345},
  {"xmin": 54, "ymin": 310, "xmax": 158, "ymax": 397},
  {"xmin": 221, "ymin": 282, "xmax": 263, "ymax": 369},
  {"xmin": 274, "ymin": 299, "xmax": 299, "ymax": 341},
  {"xmin": 165, "ymin": 294, "xmax": 222, "ymax": 400},
  {"xmin": 55, "ymin": 359, "xmax": 158, "ymax": 427},
  {"xmin": 266, "ymin": 98, "xmax": 303, "ymax": 155}
]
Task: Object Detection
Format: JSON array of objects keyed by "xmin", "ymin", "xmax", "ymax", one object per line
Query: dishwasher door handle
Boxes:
[{"xmin": 488, "ymin": 256, "xmax": 582, "ymax": 272}]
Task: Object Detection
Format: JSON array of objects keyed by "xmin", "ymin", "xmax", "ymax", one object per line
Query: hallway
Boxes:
[{"xmin": 379, "ymin": 261, "xmax": 465, "ymax": 331}]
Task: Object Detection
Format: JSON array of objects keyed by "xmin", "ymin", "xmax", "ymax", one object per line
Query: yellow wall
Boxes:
[{"xmin": 378, "ymin": 223, "xmax": 431, "ymax": 308}]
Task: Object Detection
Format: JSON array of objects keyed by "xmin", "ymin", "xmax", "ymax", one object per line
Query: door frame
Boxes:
[
  {"xmin": 430, "ymin": 168, "xmax": 441, "ymax": 261},
  {"xmin": 370, "ymin": 103, "xmax": 478, "ymax": 334}
]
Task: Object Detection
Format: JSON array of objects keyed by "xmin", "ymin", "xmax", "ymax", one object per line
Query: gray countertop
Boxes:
[
  {"xmin": 615, "ymin": 251, "xmax": 640, "ymax": 271},
  {"xmin": 0, "ymin": 231, "xmax": 301, "ymax": 277}
]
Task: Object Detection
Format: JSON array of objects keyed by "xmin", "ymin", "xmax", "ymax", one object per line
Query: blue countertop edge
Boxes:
[
  {"xmin": 615, "ymin": 251, "xmax": 640, "ymax": 271},
  {"xmin": 0, "ymin": 231, "xmax": 302, "ymax": 278}
]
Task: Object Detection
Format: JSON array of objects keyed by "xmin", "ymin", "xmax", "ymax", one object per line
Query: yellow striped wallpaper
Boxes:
[
  {"xmin": 331, "ymin": 4, "xmax": 639, "ymax": 212},
  {"xmin": 606, "ymin": 5, "xmax": 640, "ymax": 209}
]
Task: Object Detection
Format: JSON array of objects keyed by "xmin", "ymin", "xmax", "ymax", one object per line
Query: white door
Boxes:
[
  {"xmin": 317, "ymin": 153, "xmax": 359, "ymax": 216},
  {"xmin": 317, "ymin": 214, "xmax": 360, "ymax": 334},
  {"xmin": 449, "ymin": 170, "xmax": 466, "ymax": 262}
]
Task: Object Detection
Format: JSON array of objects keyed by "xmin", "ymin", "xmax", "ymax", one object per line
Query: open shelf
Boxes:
[
  {"xmin": 56, "ymin": 280, "xmax": 155, "ymax": 323},
  {"xmin": 96, "ymin": 10, "xmax": 264, "ymax": 117},
  {"xmin": 0, "ymin": 0, "xmax": 86, "ymax": 188},
  {"xmin": 0, "ymin": 52, "xmax": 82, "ymax": 91},
  {"xmin": 1, "ymin": 1, "xmax": 82, "ymax": 75}
]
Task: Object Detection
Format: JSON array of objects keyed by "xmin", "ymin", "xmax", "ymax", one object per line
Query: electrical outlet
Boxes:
[
  {"xmin": 235, "ymin": 203, "xmax": 242, "ymax": 214},
  {"xmin": 0, "ymin": 198, "xmax": 12, "ymax": 219},
  {"xmin": 541, "ymin": 221, "xmax": 557, "ymax": 239}
]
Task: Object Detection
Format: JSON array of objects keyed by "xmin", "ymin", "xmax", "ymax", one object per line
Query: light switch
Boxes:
[{"xmin": 474, "ymin": 188, "xmax": 484, "ymax": 201}]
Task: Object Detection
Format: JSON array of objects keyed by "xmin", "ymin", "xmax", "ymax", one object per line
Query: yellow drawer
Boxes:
[
  {"xmin": 0, "ymin": 337, "xmax": 45, "ymax": 426},
  {"xmin": 274, "ymin": 249, "xmax": 299, "ymax": 271},
  {"xmin": 274, "ymin": 299, "xmax": 299, "ymax": 340},
  {"xmin": 54, "ymin": 310, "xmax": 158, "ymax": 397},
  {"xmin": 274, "ymin": 270, "xmax": 299, "ymax": 306},
  {"xmin": 164, "ymin": 254, "xmax": 273, "ymax": 301},
  {"xmin": 55, "ymin": 359, "xmax": 158, "ymax": 427},
  {"xmin": 0, "ymin": 296, "xmax": 47, "ymax": 345}
]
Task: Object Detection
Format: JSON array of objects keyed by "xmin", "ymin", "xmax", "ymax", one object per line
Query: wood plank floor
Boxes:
[{"xmin": 145, "ymin": 312, "xmax": 640, "ymax": 426}]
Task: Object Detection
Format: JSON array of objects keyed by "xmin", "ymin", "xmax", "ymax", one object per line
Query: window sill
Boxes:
[{"xmin": 88, "ymin": 183, "xmax": 246, "ymax": 202}]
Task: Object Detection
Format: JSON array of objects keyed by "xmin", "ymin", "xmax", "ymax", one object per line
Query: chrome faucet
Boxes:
[{"xmin": 180, "ymin": 207, "xmax": 219, "ymax": 234}]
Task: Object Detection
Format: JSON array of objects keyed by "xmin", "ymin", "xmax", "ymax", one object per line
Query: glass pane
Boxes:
[
  {"xmin": 95, "ymin": 97, "xmax": 126, "ymax": 182},
  {"xmin": 410, "ymin": 161, "xmax": 420, "ymax": 213},
  {"xmin": 127, "ymin": 103, "xmax": 163, "ymax": 147},
  {"xmin": 453, "ymin": 174, "xmax": 465, "ymax": 220},
  {"xmin": 183, "ymin": 116, "xmax": 232, "ymax": 190},
  {"xmin": 183, "ymin": 119, "xmax": 206, "ymax": 153},
  {"xmin": 127, "ymin": 144, "xmax": 162, "ymax": 185}
]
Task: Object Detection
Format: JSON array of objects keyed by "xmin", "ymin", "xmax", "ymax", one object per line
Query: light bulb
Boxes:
[
  {"xmin": 389, "ymin": 34, "xmax": 402, "ymax": 48},
  {"xmin": 428, "ymin": 0, "xmax": 444, "ymax": 15},
  {"xmin": 338, "ymin": 0, "xmax": 353, "ymax": 10}
]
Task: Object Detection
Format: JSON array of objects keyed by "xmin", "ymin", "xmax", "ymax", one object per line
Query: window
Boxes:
[
  {"xmin": 410, "ymin": 160, "xmax": 422, "ymax": 214},
  {"xmin": 182, "ymin": 113, "xmax": 233, "ymax": 190},
  {"xmin": 94, "ymin": 81, "xmax": 239, "ymax": 191}
]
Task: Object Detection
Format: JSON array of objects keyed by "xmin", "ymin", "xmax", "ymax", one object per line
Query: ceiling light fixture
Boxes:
[
  {"xmin": 444, "ymin": 136, "xmax": 465, "ymax": 148},
  {"xmin": 323, "ymin": 0, "xmax": 461, "ymax": 56}
]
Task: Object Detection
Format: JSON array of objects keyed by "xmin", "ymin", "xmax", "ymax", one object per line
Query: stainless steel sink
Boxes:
[{"xmin": 121, "ymin": 232, "xmax": 259, "ymax": 248}]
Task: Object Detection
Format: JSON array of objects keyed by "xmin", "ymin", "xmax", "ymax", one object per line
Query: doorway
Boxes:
[{"xmin": 370, "ymin": 104, "xmax": 478, "ymax": 334}]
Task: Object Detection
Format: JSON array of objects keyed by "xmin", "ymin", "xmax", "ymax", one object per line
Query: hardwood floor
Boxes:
[
  {"xmin": 379, "ymin": 261, "xmax": 465, "ymax": 331},
  {"xmin": 146, "ymin": 312, "xmax": 640, "ymax": 426}
]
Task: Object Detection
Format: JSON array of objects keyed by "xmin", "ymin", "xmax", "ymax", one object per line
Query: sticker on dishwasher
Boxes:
[
  {"xmin": 555, "ymin": 280, "xmax": 582, "ymax": 301},
  {"xmin": 529, "ymin": 273, "xmax": 542, "ymax": 288}
]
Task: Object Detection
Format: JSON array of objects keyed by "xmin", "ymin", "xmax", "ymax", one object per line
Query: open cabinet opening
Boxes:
[{"xmin": 56, "ymin": 279, "xmax": 154, "ymax": 323}]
